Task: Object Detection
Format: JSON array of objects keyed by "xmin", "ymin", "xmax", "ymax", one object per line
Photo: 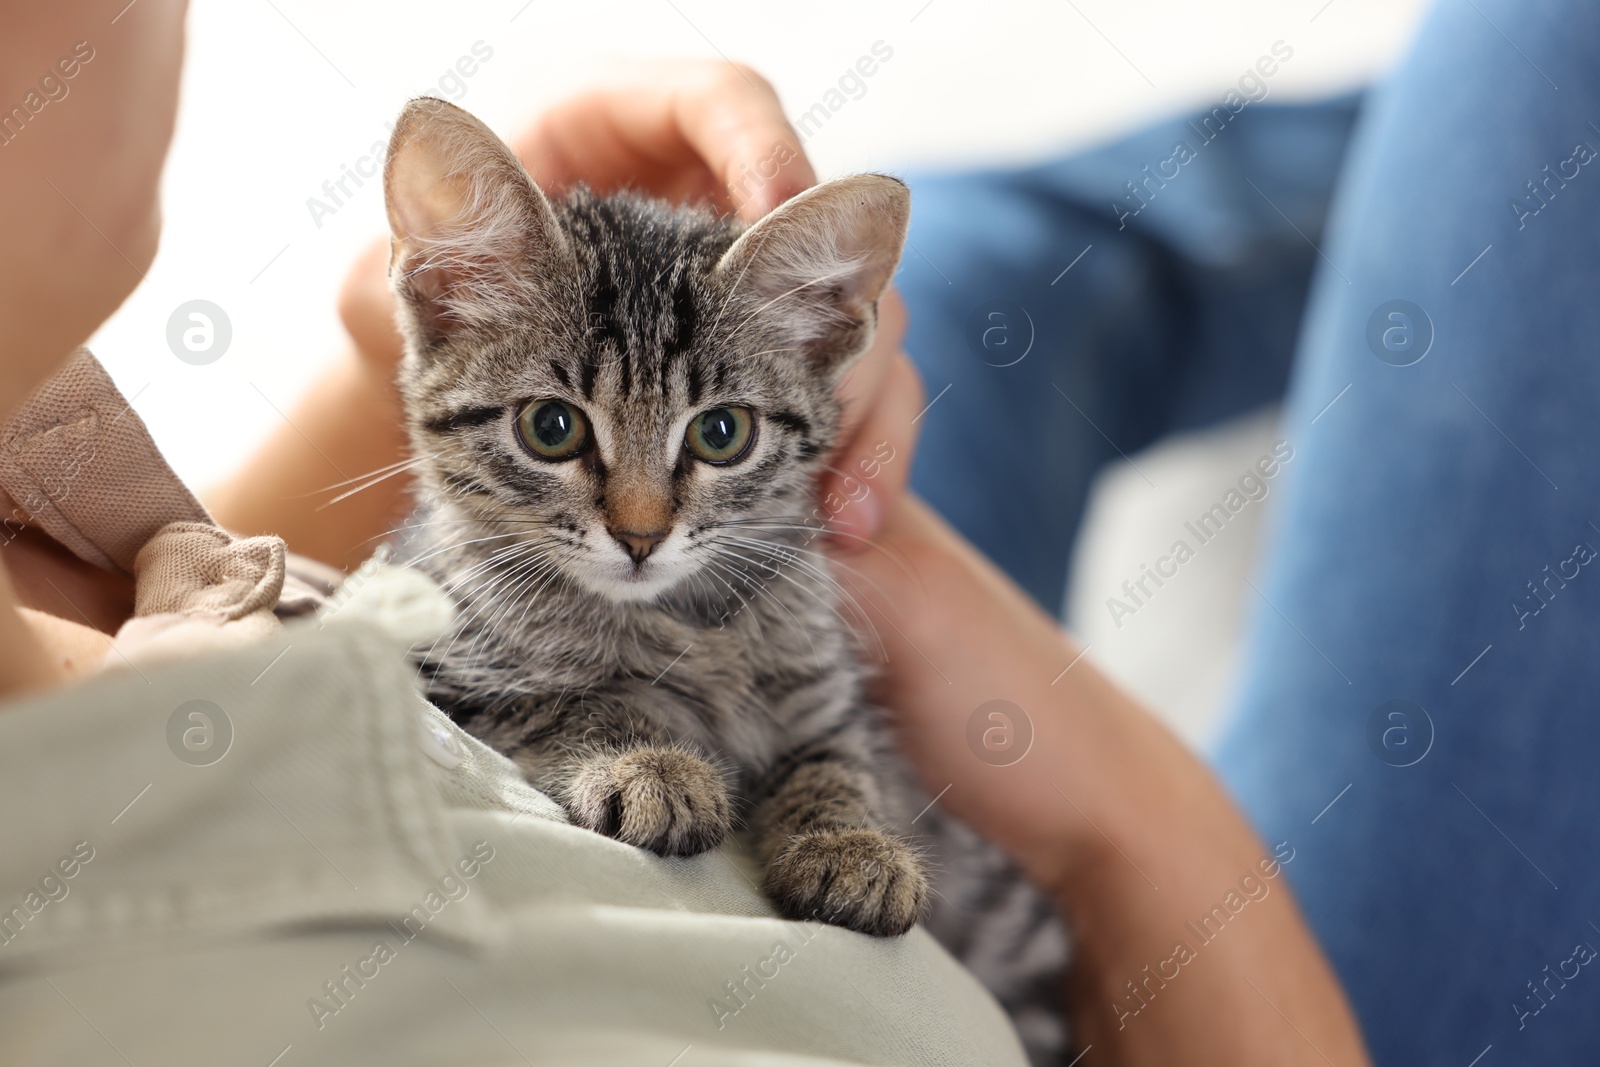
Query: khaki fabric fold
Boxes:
[
  {"xmin": 133, "ymin": 521, "xmax": 286, "ymax": 621},
  {"xmin": 0, "ymin": 570, "xmax": 1030, "ymax": 1067},
  {"xmin": 0, "ymin": 348, "xmax": 210, "ymax": 573},
  {"xmin": 0, "ymin": 347, "xmax": 330, "ymax": 617}
]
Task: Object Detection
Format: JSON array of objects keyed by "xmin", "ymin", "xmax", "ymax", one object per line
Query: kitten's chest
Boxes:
[{"xmin": 446, "ymin": 574, "xmax": 860, "ymax": 778}]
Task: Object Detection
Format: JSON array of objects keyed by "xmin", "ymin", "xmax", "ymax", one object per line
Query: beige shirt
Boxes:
[{"xmin": 0, "ymin": 355, "xmax": 1029, "ymax": 1066}]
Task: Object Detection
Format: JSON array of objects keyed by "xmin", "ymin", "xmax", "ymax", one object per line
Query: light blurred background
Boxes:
[{"xmin": 92, "ymin": 0, "xmax": 1432, "ymax": 746}]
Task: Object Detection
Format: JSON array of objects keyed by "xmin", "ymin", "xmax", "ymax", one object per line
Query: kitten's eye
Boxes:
[
  {"xmin": 517, "ymin": 400, "xmax": 590, "ymax": 460},
  {"xmin": 686, "ymin": 406, "xmax": 754, "ymax": 465}
]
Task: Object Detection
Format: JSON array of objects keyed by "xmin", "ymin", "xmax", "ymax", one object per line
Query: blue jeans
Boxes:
[{"xmin": 896, "ymin": 0, "xmax": 1600, "ymax": 1061}]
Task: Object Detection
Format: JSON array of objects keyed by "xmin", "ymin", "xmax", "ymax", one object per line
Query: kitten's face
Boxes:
[
  {"xmin": 398, "ymin": 224, "xmax": 840, "ymax": 603},
  {"xmin": 383, "ymin": 99, "xmax": 908, "ymax": 604}
]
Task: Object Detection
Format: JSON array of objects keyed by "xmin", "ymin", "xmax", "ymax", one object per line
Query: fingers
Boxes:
[
  {"xmin": 821, "ymin": 290, "xmax": 923, "ymax": 548},
  {"xmin": 509, "ymin": 60, "xmax": 815, "ymax": 221},
  {"xmin": 823, "ymin": 352, "xmax": 924, "ymax": 546},
  {"xmin": 668, "ymin": 62, "xmax": 816, "ymax": 220},
  {"xmin": 486, "ymin": 62, "xmax": 921, "ymax": 547},
  {"xmin": 835, "ymin": 288, "xmax": 906, "ymax": 429}
]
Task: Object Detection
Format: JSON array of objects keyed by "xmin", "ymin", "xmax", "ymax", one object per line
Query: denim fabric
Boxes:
[
  {"xmin": 897, "ymin": 94, "xmax": 1359, "ymax": 613},
  {"xmin": 895, "ymin": 0, "xmax": 1600, "ymax": 1059}
]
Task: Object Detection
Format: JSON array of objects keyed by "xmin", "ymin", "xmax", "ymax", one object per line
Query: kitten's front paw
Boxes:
[
  {"xmin": 564, "ymin": 746, "xmax": 731, "ymax": 857},
  {"xmin": 763, "ymin": 828, "xmax": 928, "ymax": 937}
]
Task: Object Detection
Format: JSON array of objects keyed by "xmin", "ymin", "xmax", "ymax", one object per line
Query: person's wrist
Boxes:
[
  {"xmin": 860, "ymin": 498, "xmax": 1108, "ymax": 890},
  {"xmin": 1047, "ymin": 709, "xmax": 1273, "ymax": 945},
  {"xmin": 1021, "ymin": 688, "xmax": 1190, "ymax": 908},
  {"xmin": 864, "ymin": 496, "xmax": 1226, "ymax": 901}
]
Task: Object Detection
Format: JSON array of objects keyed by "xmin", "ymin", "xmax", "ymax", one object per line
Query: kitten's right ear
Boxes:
[
  {"xmin": 384, "ymin": 97, "xmax": 570, "ymax": 351},
  {"xmin": 714, "ymin": 174, "xmax": 909, "ymax": 377}
]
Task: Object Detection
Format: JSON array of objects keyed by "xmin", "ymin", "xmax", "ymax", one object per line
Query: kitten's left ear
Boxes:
[
  {"xmin": 383, "ymin": 97, "xmax": 573, "ymax": 351},
  {"xmin": 715, "ymin": 174, "xmax": 909, "ymax": 375}
]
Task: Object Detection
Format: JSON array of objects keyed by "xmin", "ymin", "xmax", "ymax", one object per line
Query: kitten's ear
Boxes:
[
  {"xmin": 384, "ymin": 97, "xmax": 570, "ymax": 350},
  {"xmin": 715, "ymin": 174, "xmax": 909, "ymax": 375}
]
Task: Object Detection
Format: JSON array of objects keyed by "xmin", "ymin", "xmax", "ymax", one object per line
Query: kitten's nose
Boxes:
[{"xmin": 610, "ymin": 528, "xmax": 666, "ymax": 564}]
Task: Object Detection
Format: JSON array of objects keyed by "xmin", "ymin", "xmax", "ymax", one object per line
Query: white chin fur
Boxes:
[
  {"xmin": 580, "ymin": 570, "xmax": 686, "ymax": 603},
  {"xmin": 567, "ymin": 555, "xmax": 691, "ymax": 603}
]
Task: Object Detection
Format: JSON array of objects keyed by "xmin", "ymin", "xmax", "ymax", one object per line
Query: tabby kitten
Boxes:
[{"xmin": 384, "ymin": 98, "xmax": 1067, "ymax": 1063}]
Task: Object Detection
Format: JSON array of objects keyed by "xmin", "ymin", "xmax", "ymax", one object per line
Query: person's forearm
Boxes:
[
  {"xmin": 849, "ymin": 496, "xmax": 1370, "ymax": 1065},
  {"xmin": 0, "ymin": 560, "xmax": 76, "ymax": 697},
  {"xmin": 205, "ymin": 350, "xmax": 410, "ymax": 570},
  {"xmin": 1057, "ymin": 716, "xmax": 1366, "ymax": 1065}
]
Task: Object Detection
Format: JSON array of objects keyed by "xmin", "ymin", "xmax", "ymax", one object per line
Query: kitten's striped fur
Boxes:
[{"xmin": 384, "ymin": 98, "xmax": 1068, "ymax": 1063}]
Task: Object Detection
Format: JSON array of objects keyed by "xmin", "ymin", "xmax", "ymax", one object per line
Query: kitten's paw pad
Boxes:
[
  {"xmin": 565, "ymin": 747, "xmax": 731, "ymax": 857},
  {"xmin": 764, "ymin": 828, "xmax": 928, "ymax": 937}
]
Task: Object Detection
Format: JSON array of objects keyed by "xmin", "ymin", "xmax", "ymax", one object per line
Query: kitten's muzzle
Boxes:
[{"xmin": 609, "ymin": 527, "xmax": 666, "ymax": 565}]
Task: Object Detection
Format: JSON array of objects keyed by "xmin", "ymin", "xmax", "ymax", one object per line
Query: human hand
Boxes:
[
  {"xmin": 819, "ymin": 290, "xmax": 924, "ymax": 546},
  {"xmin": 509, "ymin": 62, "xmax": 918, "ymax": 542},
  {"xmin": 836, "ymin": 494, "xmax": 1371, "ymax": 1063},
  {"xmin": 338, "ymin": 59, "xmax": 816, "ymax": 375},
  {"xmin": 838, "ymin": 494, "xmax": 1127, "ymax": 891},
  {"xmin": 336, "ymin": 60, "xmax": 920, "ymax": 543},
  {"xmin": 508, "ymin": 59, "xmax": 815, "ymax": 219}
]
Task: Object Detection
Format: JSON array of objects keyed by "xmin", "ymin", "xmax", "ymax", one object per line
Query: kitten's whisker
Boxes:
[
  {"xmin": 711, "ymin": 542, "xmax": 838, "ymax": 648},
  {"xmin": 713, "ymin": 531, "xmax": 882, "ymax": 642},
  {"xmin": 421, "ymin": 541, "xmax": 557, "ymax": 666},
  {"xmin": 408, "ymin": 530, "xmax": 533, "ymax": 574},
  {"xmin": 453, "ymin": 543, "xmax": 559, "ymax": 619},
  {"xmin": 391, "ymin": 516, "xmax": 554, "ymax": 531},
  {"xmin": 684, "ymin": 568, "xmax": 728, "ymax": 619},
  {"xmin": 725, "ymin": 524, "xmax": 916, "ymax": 641},
  {"xmin": 434, "ymin": 531, "xmax": 553, "ymax": 575},
  {"xmin": 713, "ymin": 538, "xmax": 867, "ymax": 643},
  {"xmin": 718, "ymin": 531, "xmax": 873, "ymax": 582},
  {"xmin": 503, "ymin": 555, "xmax": 572, "ymax": 642},
  {"xmin": 699, "ymin": 555, "xmax": 764, "ymax": 640},
  {"xmin": 831, "ymin": 570, "xmax": 894, "ymax": 665},
  {"xmin": 317, "ymin": 455, "xmax": 436, "ymax": 509},
  {"xmin": 446, "ymin": 553, "xmax": 561, "ymax": 670},
  {"xmin": 718, "ymin": 533, "xmax": 840, "ymax": 580},
  {"xmin": 707, "ymin": 518, "xmax": 917, "ymax": 579},
  {"xmin": 707, "ymin": 546, "xmax": 823, "ymax": 668},
  {"xmin": 441, "ymin": 548, "xmax": 544, "ymax": 604},
  {"xmin": 732, "ymin": 537, "xmax": 883, "ymax": 646},
  {"xmin": 702, "ymin": 556, "xmax": 759, "ymax": 633},
  {"xmin": 426, "ymin": 541, "xmax": 552, "ymax": 605},
  {"xmin": 687, "ymin": 558, "xmax": 741, "ymax": 625},
  {"xmin": 310, "ymin": 454, "xmax": 436, "ymax": 496},
  {"xmin": 350, "ymin": 515, "xmax": 548, "ymax": 554},
  {"xmin": 716, "ymin": 556, "xmax": 825, "ymax": 646}
]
